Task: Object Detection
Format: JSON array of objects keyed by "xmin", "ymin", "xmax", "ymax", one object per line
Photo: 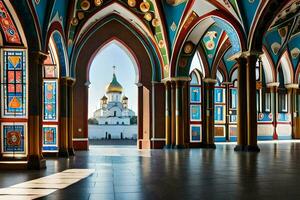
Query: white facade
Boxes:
[
  {"xmin": 94, "ymin": 102, "xmax": 135, "ymax": 125},
  {"xmin": 88, "ymin": 124, "xmax": 137, "ymax": 139},
  {"xmin": 91, "ymin": 69, "xmax": 137, "ymax": 139}
]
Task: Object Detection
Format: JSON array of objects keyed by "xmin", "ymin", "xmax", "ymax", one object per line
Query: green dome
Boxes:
[{"xmin": 106, "ymin": 73, "xmax": 123, "ymax": 93}]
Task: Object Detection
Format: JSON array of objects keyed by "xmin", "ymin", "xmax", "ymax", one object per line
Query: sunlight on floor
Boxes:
[
  {"xmin": 0, "ymin": 169, "xmax": 95, "ymax": 200},
  {"xmin": 89, "ymin": 145, "xmax": 151, "ymax": 157}
]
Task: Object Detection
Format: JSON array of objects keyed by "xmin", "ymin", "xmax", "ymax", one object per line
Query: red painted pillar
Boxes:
[{"xmin": 27, "ymin": 51, "xmax": 47, "ymax": 169}]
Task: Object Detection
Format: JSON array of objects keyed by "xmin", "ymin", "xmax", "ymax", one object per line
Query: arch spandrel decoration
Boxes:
[{"xmin": 0, "ymin": 1, "xmax": 21, "ymax": 44}]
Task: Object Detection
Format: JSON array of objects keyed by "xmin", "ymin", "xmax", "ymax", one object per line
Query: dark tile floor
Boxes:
[{"xmin": 1, "ymin": 142, "xmax": 300, "ymax": 200}]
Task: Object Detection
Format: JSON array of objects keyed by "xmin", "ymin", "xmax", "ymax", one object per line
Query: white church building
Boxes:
[{"xmin": 89, "ymin": 67, "xmax": 137, "ymax": 140}]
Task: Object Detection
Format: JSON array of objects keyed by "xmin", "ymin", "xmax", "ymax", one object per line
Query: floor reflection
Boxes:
[{"xmin": 0, "ymin": 142, "xmax": 300, "ymax": 199}]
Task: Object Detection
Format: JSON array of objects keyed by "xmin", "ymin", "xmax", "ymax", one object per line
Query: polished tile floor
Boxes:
[{"xmin": 1, "ymin": 142, "xmax": 300, "ymax": 200}]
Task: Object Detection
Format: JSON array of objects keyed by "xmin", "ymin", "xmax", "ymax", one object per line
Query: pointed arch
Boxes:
[
  {"xmin": 278, "ymin": 51, "xmax": 294, "ymax": 85},
  {"xmin": 86, "ymin": 38, "xmax": 140, "ymax": 85},
  {"xmin": 261, "ymin": 46, "xmax": 276, "ymax": 84},
  {"xmin": 171, "ymin": 10, "xmax": 246, "ymax": 78},
  {"xmin": 71, "ymin": 15, "xmax": 162, "ymax": 81}
]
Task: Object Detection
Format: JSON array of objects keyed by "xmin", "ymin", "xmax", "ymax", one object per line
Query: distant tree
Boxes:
[
  {"xmin": 130, "ymin": 116, "xmax": 137, "ymax": 125},
  {"xmin": 88, "ymin": 118, "xmax": 98, "ymax": 125}
]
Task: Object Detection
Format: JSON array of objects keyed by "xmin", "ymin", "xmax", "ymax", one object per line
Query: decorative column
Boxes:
[
  {"xmin": 151, "ymin": 81, "xmax": 166, "ymax": 149},
  {"xmin": 222, "ymin": 82, "xmax": 231, "ymax": 141},
  {"xmin": 182, "ymin": 81, "xmax": 189, "ymax": 145},
  {"xmin": 67, "ymin": 78, "xmax": 76, "ymax": 156},
  {"xmin": 58, "ymin": 78, "xmax": 69, "ymax": 157},
  {"xmin": 234, "ymin": 57, "xmax": 248, "ymax": 151},
  {"xmin": 171, "ymin": 81, "xmax": 176, "ymax": 147},
  {"xmin": 246, "ymin": 54, "xmax": 260, "ymax": 152},
  {"xmin": 27, "ymin": 51, "xmax": 47, "ymax": 169},
  {"xmin": 202, "ymin": 78, "xmax": 217, "ymax": 149},
  {"xmin": 295, "ymin": 88, "xmax": 300, "ymax": 138},
  {"xmin": 175, "ymin": 81, "xmax": 184, "ymax": 148},
  {"xmin": 286, "ymin": 84, "xmax": 300, "ymax": 138},
  {"xmin": 137, "ymin": 83, "xmax": 143, "ymax": 149},
  {"xmin": 268, "ymin": 82, "xmax": 279, "ymax": 140},
  {"xmin": 164, "ymin": 81, "xmax": 171, "ymax": 148}
]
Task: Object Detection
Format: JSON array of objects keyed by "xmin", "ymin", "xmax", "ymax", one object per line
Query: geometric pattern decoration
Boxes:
[
  {"xmin": 42, "ymin": 125, "xmax": 58, "ymax": 152},
  {"xmin": 190, "ymin": 87, "xmax": 201, "ymax": 103},
  {"xmin": 190, "ymin": 125, "xmax": 201, "ymax": 142},
  {"xmin": 214, "ymin": 88, "xmax": 226, "ymax": 123},
  {"xmin": 1, "ymin": 122, "xmax": 26, "ymax": 155},
  {"xmin": 1, "ymin": 49, "xmax": 27, "ymax": 118},
  {"xmin": 0, "ymin": 1, "xmax": 21, "ymax": 44},
  {"xmin": 43, "ymin": 80, "xmax": 58, "ymax": 121},
  {"xmin": 190, "ymin": 105, "xmax": 201, "ymax": 121}
]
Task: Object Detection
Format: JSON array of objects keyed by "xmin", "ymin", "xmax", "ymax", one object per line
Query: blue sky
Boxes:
[
  {"xmin": 88, "ymin": 43, "xmax": 138, "ymax": 118},
  {"xmin": 88, "ymin": 45, "xmax": 202, "ymax": 118}
]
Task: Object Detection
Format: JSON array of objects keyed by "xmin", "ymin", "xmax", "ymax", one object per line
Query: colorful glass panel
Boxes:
[
  {"xmin": 230, "ymin": 88, "xmax": 237, "ymax": 109},
  {"xmin": 190, "ymin": 125, "xmax": 201, "ymax": 142},
  {"xmin": 1, "ymin": 49, "xmax": 27, "ymax": 117},
  {"xmin": 190, "ymin": 87, "xmax": 201, "ymax": 103},
  {"xmin": 1, "ymin": 123, "xmax": 26, "ymax": 153},
  {"xmin": 214, "ymin": 105, "xmax": 225, "ymax": 122},
  {"xmin": 214, "ymin": 88, "xmax": 225, "ymax": 103},
  {"xmin": 43, "ymin": 80, "xmax": 57, "ymax": 121},
  {"xmin": 42, "ymin": 126, "xmax": 58, "ymax": 151},
  {"xmin": 190, "ymin": 105, "xmax": 201, "ymax": 121},
  {"xmin": 44, "ymin": 65, "xmax": 58, "ymax": 78}
]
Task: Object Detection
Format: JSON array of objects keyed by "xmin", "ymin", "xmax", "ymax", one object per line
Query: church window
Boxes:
[
  {"xmin": 264, "ymin": 92, "xmax": 271, "ymax": 112},
  {"xmin": 278, "ymin": 92, "xmax": 288, "ymax": 113},
  {"xmin": 42, "ymin": 42, "xmax": 59, "ymax": 153},
  {"xmin": 1, "ymin": 48, "xmax": 28, "ymax": 156},
  {"xmin": 189, "ymin": 71, "xmax": 202, "ymax": 143},
  {"xmin": 1, "ymin": 49, "xmax": 27, "ymax": 117}
]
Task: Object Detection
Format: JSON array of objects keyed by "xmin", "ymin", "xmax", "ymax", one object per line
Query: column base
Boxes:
[
  {"xmin": 27, "ymin": 155, "xmax": 46, "ymax": 170},
  {"xmin": 68, "ymin": 148, "xmax": 75, "ymax": 156},
  {"xmin": 173, "ymin": 144, "xmax": 185, "ymax": 149},
  {"xmin": 245, "ymin": 145, "xmax": 260, "ymax": 152},
  {"xmin": 201, "ymin": 144, "xmax": 216, "ymax": 149},
  {"xmin": 164, "ymin": 144, "xmax": 172, "ymax": 149},
  {"xmin": 234, "ymin": 145, "xmax": 260, "ymax": 152},
  {"xmin": 234, "ymin": 145, "xmax": 246, "ymax": 151},
  {"xmin": 58, "ymin": 149, "xmax": 69, "ymax": 158}
]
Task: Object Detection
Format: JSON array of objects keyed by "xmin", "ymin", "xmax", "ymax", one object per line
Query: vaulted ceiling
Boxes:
[{"xmin": 4, "ymin": 0, "xmax": 300, "ymax": 81}]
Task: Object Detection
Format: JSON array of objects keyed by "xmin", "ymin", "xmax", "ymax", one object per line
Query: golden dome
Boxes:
[{"xmin": 106, "ymin": 73, "xmax": 123, "ymax": 93}]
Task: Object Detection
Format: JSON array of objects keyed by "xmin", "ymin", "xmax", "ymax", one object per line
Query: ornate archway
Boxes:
[{"xmin": 71, "ymin": 16, "xmax": 163, "ymax": 150}]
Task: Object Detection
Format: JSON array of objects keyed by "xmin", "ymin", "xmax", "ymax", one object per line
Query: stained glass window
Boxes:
[
  {"xmin": 43, "ymin": 80, "xmax": 58, "ymax": 121},
  {"xmin": 1, "ymin": 49, "xmax": 27, "ymax": 118},
  {"xmin": 42, "ymin": 45, "xmax": 59, "ymax": 152},
  {"xmin": 1, "ymin": 123, "xmax": 27, "ymax": 155},
  {"xmin": 189, "ymin": 71, "xmax": 202, "ymax": 142},
  {"xmin": 42, "ymin": 125, "xmax": 58, "ymax": 152}
]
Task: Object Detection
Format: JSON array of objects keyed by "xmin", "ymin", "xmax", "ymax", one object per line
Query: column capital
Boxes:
[
  {"xmin": 135, "ymin": 82, "xmax": 143, "ymax": 87},
  {"xmin": 285, "ymin": 83, "xmax": 299, "ymax": 89},
  {"xmin": 161, "ymin": 77, "xmax": 191, "ymax": 83},
  {"xmin": 229, "ymin": 50, "xmax": 262, "ymax": 60},
  {"xmin": 66, "ymin": 77, "xmax": 76, "ymax": 86},
  {"xmin": 266, "ymin": 82, "xmax": 280, "ymax": 88},
  {"xmin": 60, "ymin": 77, "xmax": 68, "ymax": 85},
  {"xmin": 29, "ymin": 51, "xmax": 48, "ymax": 65},
  {"xmin": 222, "ymin": 82, "xmax": 232, "ymax": 85},
  {"xmin": 203, "ymin": 78, "xmax": 217, "ymax": 84}
]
